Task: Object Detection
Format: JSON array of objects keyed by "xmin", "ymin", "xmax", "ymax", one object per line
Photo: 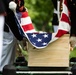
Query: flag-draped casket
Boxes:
[
  {"xmin": 18, "ymin": 0, "xmax": 70, "ymax": 67},
  {"xmin": 28, "ymin": 34, "xmax": 70, "ymax": 67}
]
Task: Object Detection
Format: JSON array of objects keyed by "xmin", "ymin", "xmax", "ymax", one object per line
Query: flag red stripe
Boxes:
[
  {"xmin": 21, "ymin": 12, "xmax": 29, "ymax": 18},
  {"xmin": 61, "ymin": 13, "xmax": 71, "ymax": 25},
  {"xmin": 55, "ymin": 30, "xmax": 69, "ymax": 37},
  {"xmin": 22, "ymin": 24, "xmax": 34, "ymax": 32},
  {"xmin": 55, "ymin": 0, "xmax": 70, "ymax": 37},
  {"xmin": 64, "ymin": 0, "xmax": 67, "ymax": 7}
]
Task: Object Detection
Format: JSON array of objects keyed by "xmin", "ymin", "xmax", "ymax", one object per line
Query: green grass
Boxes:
[{"xmin": 70, "ymin": 48, "xmax": 76, "ymax": 59}]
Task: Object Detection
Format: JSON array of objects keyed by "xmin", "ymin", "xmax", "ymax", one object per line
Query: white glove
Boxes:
[
  {"xmin": 70, "ymin": 36, "xmax": 76, "ymax": 49},
  {"xmin": 9, "ymin": 1, "xmax": 17, "ymax": 12}
]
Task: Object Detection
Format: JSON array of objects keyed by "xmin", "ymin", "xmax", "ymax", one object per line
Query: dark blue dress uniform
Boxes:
[
  {"xmin": 0, "ymin": 0, "xmax": 23, "ymax": 41},
  {"xmin": 52, "ymin": 0, "xmax": 59, "ymax": 26},
  {"xmin": 0, "ymin": 0, "xmax": 6, "ymax": 14},
  {"xmin": 67, "ymin": 0, "xmax": 76, "ymax": 36}
]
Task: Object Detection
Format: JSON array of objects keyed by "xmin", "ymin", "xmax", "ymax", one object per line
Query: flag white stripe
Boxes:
[
  {"xmin": 58, "ymin": 21, "xmax": 70, "ymax": 32},
  {"xmin": 62, "ymin": 2, "xmax": 69, "ymax": 17},
  {"xmin": 21, "ymin": 17, "xmax": 32, "ymax": 26},
  {"xmin": 24, "ymin": 29, "xmax": 36, "ymax": 33},
  {"xmin": 50, "ymin": 33, "xmax": 58, "ymax": 43}
]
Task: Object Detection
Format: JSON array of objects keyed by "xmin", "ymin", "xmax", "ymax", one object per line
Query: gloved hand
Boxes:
[
  {"xmin": 9, "ymin": 1, "xmax": 17, "ymax": 12},
  {"xmin": 70, "ymin": 36, "xmax": 76, "ymax": 50}
]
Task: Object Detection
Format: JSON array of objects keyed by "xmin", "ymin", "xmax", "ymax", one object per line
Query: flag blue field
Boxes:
[{"xmin": 26, "ymin": 33, "xmax": 52, "ymax": 49}]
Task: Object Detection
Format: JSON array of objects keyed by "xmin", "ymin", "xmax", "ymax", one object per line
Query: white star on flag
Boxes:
[
  {"xmin": 43, "ymin": 34, "xmax": 48, "ymax": 38},
  {"xmin": 31, "ymin": 34, "xmax": 37, "ymax": 38},
  {"xmin": 42, "ymin": 42, "xmax": 47, "ymax": 45},
  {"xmin": 37, "ymin": 38, "xmax": 42, "ymax": 42}
]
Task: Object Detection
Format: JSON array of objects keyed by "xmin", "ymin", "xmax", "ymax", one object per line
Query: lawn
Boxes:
[{"xmin": 70, "ymin": 48, "xmax": 76, "ymax": 58}]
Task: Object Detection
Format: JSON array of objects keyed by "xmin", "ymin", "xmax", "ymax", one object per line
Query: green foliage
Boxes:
[
  {"xmin": 25, "ymin": 0, "xmax": 54, "ymax": 32},
  {"xmin": 70, "ymin": 48, "xmax": 76, "ymax": 58},
  {"xmin": 18, "ymin": 44, "xmax": 28, "ymax": 61}
]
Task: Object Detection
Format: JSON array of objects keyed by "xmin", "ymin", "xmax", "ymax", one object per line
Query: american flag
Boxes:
[
  {"xmin": 55, "ymin": 0, "xmax": 71, "ymax": 37},
  {"xmin": 16, "ymin": 0, "xmax": 70, "ymax": 49},
  {"xmin": 20, "ymin": 11, "xmax": 36, "ymax": 33}
]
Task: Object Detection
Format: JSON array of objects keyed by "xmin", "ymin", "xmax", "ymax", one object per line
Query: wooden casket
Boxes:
[{"xmin": 28, "ymin": 34, "xmax": 70, "ymax": 67}]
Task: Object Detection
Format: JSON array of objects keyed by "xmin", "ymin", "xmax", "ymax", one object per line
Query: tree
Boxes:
[{"xmin": 25, "ymin": 0, "xmax": 54, "ymax": 32}]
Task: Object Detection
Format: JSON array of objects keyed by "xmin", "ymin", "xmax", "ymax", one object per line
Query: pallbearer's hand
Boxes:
[{"xmin": 70, "ymin": 36, "xmax": 76, "ymax": 50}]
